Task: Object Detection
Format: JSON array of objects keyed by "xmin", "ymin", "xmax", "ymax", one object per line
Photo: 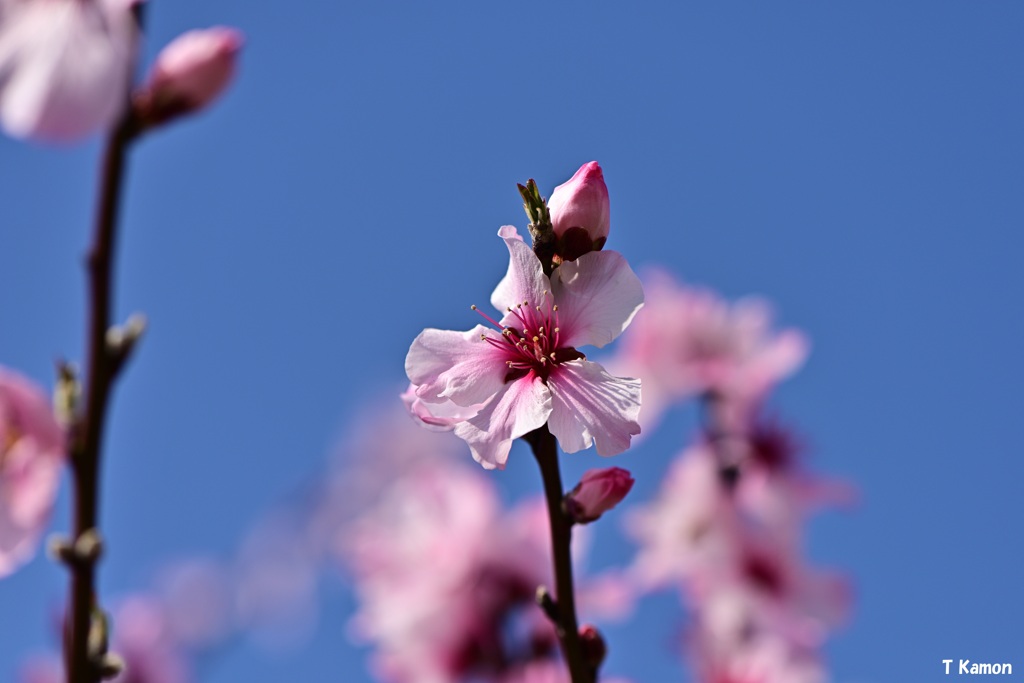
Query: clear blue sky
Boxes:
[{"xmin": 2, "ymin": 1, "xmax": 1023, "ymax": 682}]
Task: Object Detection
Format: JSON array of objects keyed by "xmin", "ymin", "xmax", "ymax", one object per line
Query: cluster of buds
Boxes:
[{"xmin": 519, "ymin": 162, "xmax": 611, "ymax": 272}]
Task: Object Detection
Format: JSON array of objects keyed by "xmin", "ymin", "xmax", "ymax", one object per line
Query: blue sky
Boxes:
[{"xmin": 2, "ymin": 1, "xmax": 1023, "ymax": 682}]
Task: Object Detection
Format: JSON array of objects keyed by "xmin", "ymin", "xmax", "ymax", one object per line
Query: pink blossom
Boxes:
[
  {"xmin": 566, "ymin": 467, "xmax": 634, "ymax": 524},
  {"xmin": 337, "ymin": 419, "xmax": 632, "ymax": 683},
  {"xmin": 627, "ymin": 444, "xmax": 748, "ymax": 590},
  {"xmin": 341, "ymin": 462, "xmax": 556, "ymax": 683},
  {"xmin": 233, "ymin": 510, "xmax": 321, "ymax": 651},
  {"xmin": 690, "ymin": 534, "xmax": 850, "ymax": 651},
  {"xmin": 108, "ymin": 597, "xmax": 193, "ymax": 683},
  {"xmin": 400, "ymin": 383, "xmax": 484, "ymax": 431},
  {"xmin": 734, "ymin": 421, "xmax": 858, "ymax": 541},
  {"xmin": 136, "ymin": 27, "xmax": 242, "ymax": 126},
  {"xmin": 405, "ymin": 226, "xmax": 643, "ymax": 469},
  {"xmin": 154, "ymin": 559, "xmax": 233, "ymax": 649},
  {"xmin": 19, "ymin": 597, "xmax": 193, "ymax": 683},
  {"xmin": 607, "ymin": 271, "xmax": 808, "ymax": 433},
  {"xmin": 693, "ymin": 631, "xmax": 828, "ymax": 683},
  {"xmin": 547, "ymin": 161, "xmax": 610, "ymax": 260},
  {"xmin": 0, "ymin": 367, "xmax": 65, "ymax": 578},
  {"xmin": 0, "ymin": 0, "xmax": 138, "ymax": 142}
]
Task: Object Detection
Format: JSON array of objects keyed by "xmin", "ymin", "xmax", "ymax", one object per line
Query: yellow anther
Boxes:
[
  {"xmin": 532, "ymin": 336, "xmax": 539, "ymax": 342},
  {"xmin": 471, "ymin": 304, "xmax": 478, "ymax": 310},
  {"xmin": 552, "ymin": 305, "xmax": 558, "ymax": 311}
]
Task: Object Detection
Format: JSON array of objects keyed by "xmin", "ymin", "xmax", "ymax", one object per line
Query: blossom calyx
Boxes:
[
  {"xmin": 565, "ymin": 467, "xmax": 635, "ymax": 524},
  {"xmin": 579, "ymin": 624, "xmax": 607, "ymax": 669},
  {"xmin": 135, "ymin": 27, "xmax": 242, "ymax": 129},
  {"xmin": 548, "ymin": 161, "xmax": 610, "ymax": 262}
]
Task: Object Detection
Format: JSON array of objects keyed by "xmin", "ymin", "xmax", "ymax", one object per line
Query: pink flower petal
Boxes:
[
  {"xmin": 0, "ymin": 368, "xmax": 65, "ymax": 578},
  {"xmin": 547, "ymin": 360, "xmax": 640, "ymax": 457},
  {"xmin": 489, "ymin": 226, "xmax": 551, "ymax": 317},
  {"xmin": 405, "ymin": 325, "xmax": 507, "ymax": 407},
  {"xmin": 454, "ymin": 374, "xmax": 551, "ymax": 469},
  {"xmin": 551, "ymin": 250, "xmax": 644, "ymax": 349},
  {"xmin": 400, "ymin": 384, "xmax": 480, "ymax": 431},
  {"xmin": 0, "ymin": 0, "xmax": 136, "ymax": 142}
]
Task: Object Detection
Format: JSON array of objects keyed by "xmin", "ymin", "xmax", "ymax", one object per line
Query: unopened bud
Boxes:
[
  {"xmin": 548, "ymin": 161, "xmax": 610, "ymax": 261},
  {"xmin": 135, "ymin": 27, "xmax": 243, "ymax": 128},
  {"xmin": 53, "ymin": 361, "xmax": 81, "ymax": 428},
  {"xmin": 96, "ymin": 653, "xmax": 124, "ymax": 680},
  {"xmin": 579, "ymin": 624, "xmax": 607, "ymax": 669},
  {"xmin": 565, "ymin": 467, "xmax": 634, "ymax": 524}
]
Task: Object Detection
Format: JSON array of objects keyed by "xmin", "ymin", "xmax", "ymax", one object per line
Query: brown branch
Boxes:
[
  {"xmin": 66, "ymin": 111, "xmax": 138, "ymax": 683},
  {"xmin": 527, "ymin": 426, "xmax": 592, "ymax": 683}
]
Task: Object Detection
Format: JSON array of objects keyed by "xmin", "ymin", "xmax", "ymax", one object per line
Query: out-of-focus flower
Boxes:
[
  {"xmin": 341, "ymin": 461, "xmax": 555, "ymax": 683},
  {"xmin": 108, "ymin": 597, "xmax": 193, "ymax": 683},
  {"xmin": 0, "ymin": 0, "xmax": 138, "ymax": 142},
  {"xmin": 693, "ymin": 630, "xmax": 828, "ymax": 683},
  {"xmin": 607, "ymin": 271, "xmax": 808, "ymax": 433},
  {"xmin": 627, "ymin": 430, "xmax": 851, "ymax": 683},
  {"xmin": 0, "ymin": 368, "xmax": 65, "ymax": 578},
  {"xmin": 337, "ymin": 417, "xmax": 634, "ymax": 683},
  {"xmin": 626, "ymin": 444, "xmax": 739, "ymax": 590},
  {"xmin": 19, "ymin": 597, "xmax": 193, "ymax": 683},
  {"xmin": 154, "ymin": 559, "xmax": 233, "ymax": 649},
  {"xmin": 134, "ymin": 26, "xmax": 242, "ymax": 127},
  {"xmin": 548, "ymin": 161, "xmax": 610, "ymax": 261},
  {"xmin": 406, "ymin": 226, "xmax": 643, "ymax": 469},
  {"xmin": 691, "ymin": 535, "xmax": 850, "ymax": 651},
  {"xmin": 734, "ymin": 421, "xmax": 858, "ymax": 542},
  {"xmin": 566, "ymin": 467, "xmax": 634, "ymax": 524},
  {"xmin": 233, "ymin": 510, "xmax": 320, "ymax": 651}
]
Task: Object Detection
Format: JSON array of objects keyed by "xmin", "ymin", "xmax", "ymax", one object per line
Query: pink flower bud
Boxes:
[
  {"xmin": 136, "ymin": 27, "xmax": 242, "ymax": 127},
  {"xmin": 547, "ymin": 161, "xmax": 610, "ymax": 261},
  {"xmin": 565, "ymin": 467, "xmax": 634, "ymax": 524}
]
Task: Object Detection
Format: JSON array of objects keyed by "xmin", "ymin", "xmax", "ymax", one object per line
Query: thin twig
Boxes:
[
  {"xmin": 527, "ymin": 426, "xmax": 592, "ymax": 683},
  {"xmin": 66, "ymin": 112, "xmax": 137, "ymax": 683}
]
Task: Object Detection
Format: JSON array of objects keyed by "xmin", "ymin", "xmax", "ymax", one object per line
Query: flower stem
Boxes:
[
  {"xmin": 527, "ymin": 426, "xmax": 592, "ymax": 683},
  {"xmin": 66, "ymin": 113, "xmax": 137, "ymax": 683}
]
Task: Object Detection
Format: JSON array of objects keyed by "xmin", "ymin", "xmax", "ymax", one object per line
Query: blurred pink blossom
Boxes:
[
  {"xmin": 233, "ymin": 510, "xmax": 320, "ymax": 651},
  {"xmin": 406, "ymin": 226, "xmax": 643, "ymax": 468},
  {"xmin": 626, "ymin": 444, "xmax": 740, "ymax": 590},
  {"xmin": 607, "ymin": 271, "xmax": 808, "ymax": 433},
  {"xmin": 341, "ymin": 462, "xmax": 555, "ymax": 683},
  {"xmin": 693, "ymin": 631, "xmax": 828, "ymax": 683},
  {"xmin": 136, "ymin": 26, "xmax": 242, "ymax": 125},
  {"xmin": 108, "ymin": 597, "xmax": 193, "ymax": 683},
  {"xmin": 0, "ymin": 367, "xmax": 65, "ymax": 577},
  {"xmin": 338, "ymin": 437, "xmax": 634, "ymax": 683},
  {"xmin": 0, "ymin": 0, "xmax": 138, "ymax": 141},
  {"xmin": 566, "ymin": 467, "xmax": 634, "ymax": 524},
  {"xmin": 154, "ymin": 558, "xmax": 233, "ymax": 649},
  {"xmin": 19, "ymin": 596, "xmax": 192, "ymax": 683}
]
